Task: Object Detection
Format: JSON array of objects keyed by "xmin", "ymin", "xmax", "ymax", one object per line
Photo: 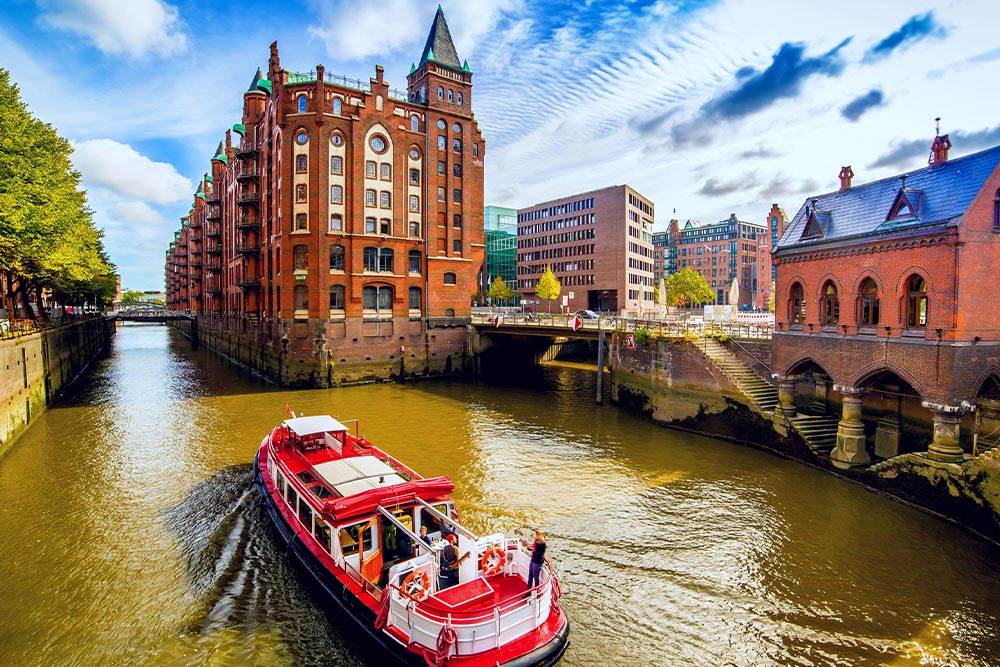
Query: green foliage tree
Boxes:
[
  {"xmin": 653, "ymin": 282, "xmax": 660, "ymax": 305},
  {"xmin": 664, "ymin": 267, "xmax": 715, "ymax": 314},
  {"xmin": 767, "ymin": 281, "xmax": 775, "ymax": 313},
  {"xmin": 0, "ymin": 68, "xmax": 115, "ymax": 319},
  {"xmin": 121, "ymin": 289, "xmax": 144, "ymax": 303},
  {"xmin": 534, "ymin": 265, "xmax": 561, "ymax": 313},
  {"xmin": 487, "ymin": 275, "xmax": 516, "ymax": 304}
]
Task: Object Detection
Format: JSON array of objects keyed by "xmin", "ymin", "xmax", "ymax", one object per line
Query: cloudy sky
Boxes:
[{"xmin": 3, "ymin": 0, "xmax": 999, "ymax": 290}]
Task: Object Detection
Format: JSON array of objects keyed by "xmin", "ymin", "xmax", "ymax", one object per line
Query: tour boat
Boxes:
[{"xmin": 253, "ymin": 413, "xmax": 570, "ymax": 666}]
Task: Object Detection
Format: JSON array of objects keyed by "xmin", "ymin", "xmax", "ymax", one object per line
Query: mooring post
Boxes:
[{"xmin": 596, "ymin": 329, "xmax": 605, "ymax": 403}]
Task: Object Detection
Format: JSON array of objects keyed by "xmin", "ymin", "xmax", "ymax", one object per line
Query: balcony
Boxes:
[
  {"xmin": 204, "ymin": 224, "xmax": 221, "ymax": 238},
  {"xmin": 206, "ymin": 193, "xmax": 221, "ymax": 205},
  {"xmin": 206, "ymin": 285, "xmax": 222, "ymax": 295},
  {"xmin": 204, "ymin": 258, "xmax": 222, "ymax": 271},
  {"xmin": 236, "ymin": 215, "xmax": 261, "ymax": 232},
  {"xmin": 204, "ymin": 242, "xmax": 221, "ymax": 254},
  {"xmin": 236, "ymin": 240, "xmax": 260, "ymax": 255},
  {"xmin": 235, "ymin": 165, "xmax": 259, "ymax": 181},
  {"xmin": 206, "ymin": 206, "xmax": 221, "ymax": 221},
  {"xmin": 237, "ymin": 190, "xmax": 260, "ymax": 205},
  {"xmin": 236, "ymin": 277, "xmax": 261, "ymax": 290},
  {"xmin": 188, "ymin": 219, "xmax": 201, "ymax": 229},
  {"xmin": 190, "ymin": 259, "xmax": 202, "ymax": 268},
  {"xmin": 235, "ymin": 142, "xmax": 259, "ymax": 159}
]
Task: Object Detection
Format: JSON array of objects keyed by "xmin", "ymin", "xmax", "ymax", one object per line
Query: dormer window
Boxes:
[{"xmin": 886, "ymin": 188, "xmax": 923, "ymax": 223}]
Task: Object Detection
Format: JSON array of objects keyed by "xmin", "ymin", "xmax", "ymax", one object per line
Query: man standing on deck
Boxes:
[
  {"xmin": 440, "ymin": 534, "xmax": 459, "ymax": 589},
  {"xmin": 526, "ymin": 529, "xmax": 546, "ymax": 591}
]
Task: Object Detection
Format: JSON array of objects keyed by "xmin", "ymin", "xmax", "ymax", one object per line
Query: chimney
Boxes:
[
  {"xmin": 838, "ymin": 165, "xmax": 854, "ymax": 191},
  {"xmin": 930, "ymin": 134, "xmax": 951, "ymax": 165}
]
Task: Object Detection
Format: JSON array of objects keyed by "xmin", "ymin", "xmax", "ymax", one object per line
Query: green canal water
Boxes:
[{"xmin": 1, "ymin": 325, "xmax": 999, "ymax": 666}]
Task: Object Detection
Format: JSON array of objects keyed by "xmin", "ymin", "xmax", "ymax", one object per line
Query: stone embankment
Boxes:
[
  {"xmin": 0, "ymin": 317, "xmax": 114, "ymax": 457},
  {"xmin": 610, "ymin": 334, "xmax": 1000, "ymax": 543}
]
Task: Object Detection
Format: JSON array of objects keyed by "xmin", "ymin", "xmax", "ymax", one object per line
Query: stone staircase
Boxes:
[
  {"xmin": 699, "ymin": 337, "xmax": 840, "ymax": 457},
  {"xmin": 699, "ymin": 338, "xmax": 779, "ymax": 413}
]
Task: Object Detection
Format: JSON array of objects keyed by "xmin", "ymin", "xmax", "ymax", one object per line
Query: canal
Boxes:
[{"xmin": 1, "ymin": 325, "xmax": 999, "ymax": 667}]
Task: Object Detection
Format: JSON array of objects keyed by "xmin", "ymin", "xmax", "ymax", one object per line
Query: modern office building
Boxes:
[
  {"xmin": 675, "ymin": 214, "xmax": 765, "ymax": 306},
  {"xmin": 484, "ymin": 205, "xmax": 518, "ymax": 304},
  {"xmin": 516, "ymin": 185, "xmax": 654, "ymax": 314},
  {"xmin": 165, "ymin": 7, "xmax": 486, "ymax": 385}
]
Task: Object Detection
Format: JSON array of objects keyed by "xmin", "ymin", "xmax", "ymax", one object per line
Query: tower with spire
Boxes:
[{"xmin": 407, "ymin": 5, "xmax": 473, "ymax": 112}]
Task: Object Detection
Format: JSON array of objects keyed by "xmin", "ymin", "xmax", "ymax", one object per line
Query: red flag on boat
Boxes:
[{"xmin": 286, "ymin": 404, "xmax": 294, "ymax": 418}]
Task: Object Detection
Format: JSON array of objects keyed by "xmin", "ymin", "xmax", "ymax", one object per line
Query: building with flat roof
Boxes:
[
  {"xmin": 516, "ymin": 185, "xmax": 654, "ymax": 314},
  {"xmin": 676, "ymin": 214, "xmax": 765, "ymax": 306},
  {"xmin": 652, "ymin": 219, "xmax": 679, "ymax": 282},
  {"xmin": 484, "ymin": 205, "xmax": 518, "ymax": 305}
]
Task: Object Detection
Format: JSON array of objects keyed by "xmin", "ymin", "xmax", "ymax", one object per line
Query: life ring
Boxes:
[
  {"xmin": 480, "ymin": 546, "xmax": 505, "ymax": 576},
  {"xmin": 402, "ymin": 569, "xmax": 431, "ymax": 601}
]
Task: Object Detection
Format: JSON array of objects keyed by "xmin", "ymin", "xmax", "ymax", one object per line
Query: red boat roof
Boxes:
[{"xmin": 322, "ymin": 476, "xmax": 455, "ymax": 522}]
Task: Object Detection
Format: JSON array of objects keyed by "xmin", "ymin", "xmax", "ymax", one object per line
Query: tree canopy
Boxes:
[
  {"xmin": 663, "ymin": 268, "xmax": 715, "ymax": 308},
  {"xmin": 487, "ymin": 275, "xmax": 516, "ymax": 304},
  {"xmin": 121, "ymin": 289, "xmax": 144, "ymax": 303},
  {"xmin": 535, "ymin": 265, "xmax": 561, "ymax": 312},
  {"xmin": 0, "ymin": 68, "xmax": 115, "ymax": 319}
]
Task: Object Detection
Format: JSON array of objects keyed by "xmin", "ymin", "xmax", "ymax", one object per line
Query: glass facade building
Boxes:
[{"xmin": 484, "ymin": 205, "xmax": 518, "ymax": 305}]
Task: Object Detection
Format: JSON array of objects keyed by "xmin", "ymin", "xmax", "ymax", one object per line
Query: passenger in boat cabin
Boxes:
[
  {"xmin": 440, "ymin": 534, "xmax": 459, "ymax": 589},
  {"xmin": 416, "ymin": 525, "xmax": 432, "ymax": 552},
  {"xmin": 527, "ymin": 529, "xmax": 547, "ymax": 590}
]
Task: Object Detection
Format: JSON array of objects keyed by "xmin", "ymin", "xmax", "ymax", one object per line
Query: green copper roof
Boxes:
[
  {"xmin": 196, "ymin": 192, "xmax": 205, "ymax": 200},
  {"xmin": 418, "ymin": 6, "xmax": 462, "ymax": 70},
  {"xmin": 463, "ymin": 59, "xmax": 471, "ymax": 73},
  {"xmin": 410, "ymin": 62, "xmax": 416, "ymax": 74},
  {"xmin": 257, "ymin": 79, "xmax": 272, "ymax": 94},
  {"xmin": 212, "ymin": 140, "xmax": 227, "ymax": 164},
  {"xmin": 205, "ymin": 173, "xmax": 213, "ymax": 183},
  {"xmin": 232, "ymin": 123, "xmax": 245, "ymax": 136}
]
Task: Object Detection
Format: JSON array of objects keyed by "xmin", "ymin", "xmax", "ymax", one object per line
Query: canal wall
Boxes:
[
  {"xmin": 171, "ymin": 315, "xmax": 470, "ymax": 387},
  {"xmin": 610, "ymin": 335, "xmax": 1000, "ymax": 543},
  {"xmin": 0, "ymin": 317, "xmax": 114, "ymax": 457}
]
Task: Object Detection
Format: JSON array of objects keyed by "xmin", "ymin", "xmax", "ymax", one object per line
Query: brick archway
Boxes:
[{"xmin": 850, "ymin": 363, "xmax": 927, "ymax": 399}]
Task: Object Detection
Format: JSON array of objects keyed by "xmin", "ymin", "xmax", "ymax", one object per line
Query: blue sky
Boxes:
[{"xmin": 3, "ymin": 0, "xmax": 999, "ymax": 290}]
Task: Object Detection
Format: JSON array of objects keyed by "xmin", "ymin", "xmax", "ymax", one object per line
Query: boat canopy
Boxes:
[
  {"xmin": 324, "ymin": 476, "xmax": 455, "ymax": 521},
  {"xmin": 313, "ymin": 456, "xmax": 407, "ymax": 496},
  {"xmin": 284, "ymin": 415, "xmax": 348, "ymax": 436}
]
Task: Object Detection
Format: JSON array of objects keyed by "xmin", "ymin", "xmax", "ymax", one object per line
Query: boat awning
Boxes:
[
  {"xmin": 325, "ymin": 476, "xmax": 455, "ymax": 522},
  {"xmin": 283, "ymin": 415, "xmax": 348, "ymax": 436},
  {"xmin": 313, "ymin": 456, "xmax": 406, "ymax": 496}
]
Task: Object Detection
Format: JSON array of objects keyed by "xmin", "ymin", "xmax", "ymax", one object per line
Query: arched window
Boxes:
[
  {"xmin": 456, "ymin": 92, "xmax": 463, "ymax": 105},
  {"xmin": 329, "ymin": 245, "xmax": 344, "ymax": 271},
  {"xmin": 293, "ymin": 244, "xmax": 308, "ymax": 271},
  {"xmin": 906, "ymin": 275, "xmax": 928, "ymax": 328},
  {"xmin": 333, "ymin": 97, "xmax": 343, "ymax": 115},
  {"xmin": 860, "ymin": 278, "xmax": 879, "ymax": 326},
  {"xmin": 363, "ymin": 285, "xmax": 392, "ymax": 313},
  {"xmin": 408, "ymin": 249, "xmax": 421, "ymax": 273},
  {"xmin": 409, "ymin": 286, "xmax": 421, "ymax": 310},
  {"xmin": 295, "ymin": 154, "xmax": 307, "ymax": 173},
  {"xmin": 410, "ymin": 115, "xmax": 419, "ymax": 132},
  {"xmin": 447, "ymin": 89, "xmax": 454, "ymax": 102},
  {"xmin": 329, "ymin": 285, "xmax": 345, "ymax": 311},
  {"xmin": 437, "ymin": 86, "xmax": 444, "ymax": 99},
  {"xmin": 294, "ymin": 284, "xmax": 308, "ymax": 311},
  {"xmin": 408, "ymin": 221, "xmax": 420, "ymax": 237},
  {"xmin": 790, "ymin": 282, "xmax": 805, "ymax": 324},
  {"xmin": 443, "ymin": 272, "xmax": 457, "ymax": 285},
  {"xmin": 365, "ymin": 189, "xmax": 376, "ymax": 206},
  {"xmin": 445, "ymin": 308, "xmax": 455, "ymax": 317},
  {"xmin": 822, "ymin": 281, "xmax": 839, "ymax": 325},
  {"xmin": 297, "ymin": 95, "xmax": 307, "ymax": 113}
]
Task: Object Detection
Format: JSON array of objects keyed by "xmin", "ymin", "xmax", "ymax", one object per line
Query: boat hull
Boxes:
[{"xmin": 253, "ymin": 449, "xmax": 570, "ymax": 666}]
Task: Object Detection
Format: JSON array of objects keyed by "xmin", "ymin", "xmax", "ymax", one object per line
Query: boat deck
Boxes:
[{"xmin": 419, "ymin": 574, "xmax": 526, "ymax": 618}]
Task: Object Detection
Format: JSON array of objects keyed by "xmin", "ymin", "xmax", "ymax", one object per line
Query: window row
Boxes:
[
  {"xmin": 435, "ymin": 86, "xmax": 464, "ymax": 105},
  {"xmin": 328, "ymin": 187, "xmax": 420, "ymax": 212},
  {"xmin": 296, "ymin": 95, "xmax": 345, "ymax": 116},
  {"xmin": 788, "ymin": 275, "xmax": 928, "ymax": 329}
]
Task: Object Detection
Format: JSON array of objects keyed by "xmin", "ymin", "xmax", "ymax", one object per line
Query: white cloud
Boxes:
[
  {"xmin": 112, "ymin": 201, "xmax": 168, "ymax": 226},
  {"xmin": 72, "ymin": 139, "xmax": 192, "ymax": 204},
  {"xmin": 36, "ymin": 0, "xmax": 188, "ymax": 58}
]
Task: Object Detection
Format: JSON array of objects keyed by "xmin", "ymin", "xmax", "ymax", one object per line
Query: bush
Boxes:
[{"xmin": 633, "ymin": 327, "xmax": 650, "ymax": 345}]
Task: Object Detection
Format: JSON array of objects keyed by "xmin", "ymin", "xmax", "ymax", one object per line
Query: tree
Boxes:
[
  {"xmin": 0, "ymin": 68, "xmax": 115, "ymax": 319},
  {"xmin": 121, "ymin": 289, "xmax": 144, "ymax": 303},
  {"xmin": 767, "ymin": 281, "xmax": 775, "ymax": 313},
  {"xmin": 663, "ymin": 268, "xmax": 714, "ymax": 313},
  {"xmin": 487, "ymin": 275, "xmax": 516, "ymax": 305},
  {"xmin": 535, "ymin": 265, "xmax": 561, "ymax": 313}
]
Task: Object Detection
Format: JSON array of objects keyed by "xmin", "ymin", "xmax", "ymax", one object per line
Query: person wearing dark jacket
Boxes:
[{"xmin": 526, "ymin": 529, "xmax": 546, "ymax": 591}]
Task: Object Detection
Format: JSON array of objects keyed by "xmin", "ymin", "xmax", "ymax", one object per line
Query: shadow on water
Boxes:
[{"xmin": 164, "ymin": 464, "xmax": 365, "ymax": 667}]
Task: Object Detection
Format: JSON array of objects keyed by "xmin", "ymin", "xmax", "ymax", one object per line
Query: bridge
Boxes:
[
  {"xmin": 470, "ymin": 313, "xmax": 773, "ymax": 341},
  {"xmin": 106, "ymin": 303, "xmax": 194, "ymax": 322}
]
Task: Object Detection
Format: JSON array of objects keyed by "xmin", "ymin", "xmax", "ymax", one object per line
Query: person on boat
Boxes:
[
  {"xmin": 440, "ymin": 533, "xmax": 459, "ymax": 589},
  {"xmin": 414, "ymin": 525, "xmax": 432, "ymax": 554},
  {"xmin": 527, "ymin": 529, "xmax": 546, "ymax": 591}
]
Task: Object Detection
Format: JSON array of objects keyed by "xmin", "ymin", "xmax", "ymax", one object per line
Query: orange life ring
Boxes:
[
  {"xmin": 402, "ymin": 569, "xmax": 431, "ymax": 601},
  {"xmin": 480, "ymin": 546, "xmax": 505, "ymax": 576}
]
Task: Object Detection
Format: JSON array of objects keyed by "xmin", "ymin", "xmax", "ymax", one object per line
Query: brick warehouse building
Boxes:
[
  {"xmin": 676, "ymin": 214, "xmax": 764, "ymax": 307},
  {"xmin": 165, "ymin": 8, "xmax": 486, "ymax": 386},
  {"xmin": 771, "ymin": 135, "xmax": 1000, "ymax": 468},
  {"xmin": 516, "ymin": 185, "xmax": 655, "ymax": 314},
  {"xmin": 754, "ymin": 204, "xmax": 787, "ymax": 308}
]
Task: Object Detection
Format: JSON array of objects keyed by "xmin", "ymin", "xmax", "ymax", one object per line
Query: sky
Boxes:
[{"xmin": 3, "ymin": 0, "xmax": 1000, "ymax": 290}]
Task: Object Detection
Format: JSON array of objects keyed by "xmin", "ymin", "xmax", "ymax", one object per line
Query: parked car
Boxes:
[{"xmin": 575, "ymin": 309, "xmax": 599, "ymax": 320}]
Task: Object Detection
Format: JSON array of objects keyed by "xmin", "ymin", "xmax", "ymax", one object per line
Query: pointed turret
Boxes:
[
  {"xmin": 418, "ymin": 5, "xmax": 462, "ymax": 70},
  {"xmin": 246, "ymin": 68, "xmax": 264, "ymax": 94}
]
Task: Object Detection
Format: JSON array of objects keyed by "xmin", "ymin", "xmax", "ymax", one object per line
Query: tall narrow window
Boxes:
[
  {"xmin": 410, "ymin": 115, "xmax": 419, "ymax": 132},
  {"xmin": 437, "ymin": 187, "xmax": 446, "ymax": 202},
  {"xmin": 790, "ymin": 282, "xmax": 805, "ymax": 324},
  {"xmin": 860, "ymin": 278, "xmax": 879, "ymax": 326},
  {"xmin": 365, "ymin": 189, "xmax": 376, "ymax": 206},
  {"xmin": 437, "ymin": 135, "xmax": 446, "ymax": 150},
  {"xmin": 295, "ymin": 213, "xmax": 307, "ymax": 231},
  {"xmin": 296, "ymin": 184, "xmax": 307, "ymax": 202},
  {"xmin": 409, "ymin": 221, "xmax": 420, "ymax": 237},
  {"xmin": 436, "ymin": 86, "xmax": 444, "ymax": 99},
  {"xmin": 380, "ymin": 218, "xmax": 390, "ymax": 235},
  {"xmin": 409, "ymin": 195, "xmax": 419, "ymax": 212},
  {"xmin": 409, "ymin": 287, "xmax": 421, "ymax": 310},
  {"xmin": 408, "ymin": 249, "xmax": 421, "ymax": 273},
  {"xmin": 293, "ymin": 244, "xmax": 308, "ymax": 271},
  {"xmin": 365, "ymin": 217, "xmax": 376, "ymax": 234},
  {"xmin": 380, "ymin": 191, "xmax": 391, "ymax": 208},
  {"xmin": 294, "ymin": 284, "xmax": 308, "ymax": 310},
  {"xmin": 822, "ymin": 282, "xmax": 839, "ymax": 325},
  {"xmin": 363, "ymin": 285, "xmax": 392, "ymax": 312},
  {"xmin": 330, "ymin": 185, "xmax": 343, "ymax": 203},
  {"xmin": 296, "ymin": 155, "xmax": 307, "ymax": 173},
  {"xmin": 297, "ymin": 95, "xmax": 307, "ymax": 113},
  {"xmin": 332, "ymin": 98, "xmax": 343, "ymax": 115},
  {"xmin": 906, "ymin": 275, "xmax": 928, "ymax": 328},
  {"xmin": 329, "ymin": 245, "xmax": 345, "ymax": 271},
  {"xmin": 453, "ymin": 189, "xmax": 462, "ymax": 204},
  {"xmin": 456, "ymin": 92, "xmax": 463, "ymax": 105},
  {"xmin": 453, "ymin": 138, "xmax": 462, "ymax": 153},
  {"xmin": 329, "ymin": 285, "xmax": 345, "ymax": 311},
  {"xmin": 409, "ymin": 168, "xmax": 420, "ymax": 185},
  {"xmin": 329, "ymin": 214, "xmax": 343, "ymax": 232},
  {"xmin": 453, "ymin": 214, "xmax": 462, "ymax": 228},
  {"xmin": 363, "ymin": 247, "xmax": 378, "ymax": 271},
  {"xmin": 331, "ymin": 156, "xmax": 343, "ymax": 174},
  {"xmin": 453, "ymin": 163, "xmax": 462, "ymax": 178},
  {"xmin": 366, "ymin": 161, "xmax": 376, "ymax": 179},
  {"xmin": 380, "ymin": 163, "xmax": 391, "ymax": 180}
]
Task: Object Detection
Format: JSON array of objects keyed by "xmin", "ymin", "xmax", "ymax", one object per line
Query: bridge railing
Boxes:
[{"xmin": 471, "ymin": 313, "xmax": 773, "ymax": 341}]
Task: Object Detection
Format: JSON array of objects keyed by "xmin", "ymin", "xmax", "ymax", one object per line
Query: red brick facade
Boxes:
[
  {"xmin": 165, "ymin": 10, "xmax": 485, "ymax": 385},
  {"xmin": 754, "ymin": 204, "xmax": 786, "ymax": 309}
]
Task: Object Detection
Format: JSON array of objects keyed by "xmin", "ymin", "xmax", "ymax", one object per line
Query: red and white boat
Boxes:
[{"xmin": 254, "ymin": 413, "xmax": 570, "ymax": 666}]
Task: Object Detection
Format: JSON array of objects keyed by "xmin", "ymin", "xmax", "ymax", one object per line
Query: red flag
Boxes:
[{"xmin": 286, "ymin": 404, "xmax": 294, "ymax": 418}]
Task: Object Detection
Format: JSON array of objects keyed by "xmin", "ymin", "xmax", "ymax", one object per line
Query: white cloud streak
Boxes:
[
  {"xmin": 36, "ymin": 0, "xmax": 188, "ymax": 58},
  {"xmin": 72, "ymin": 139, "xmax": 192, "ymax": 204}
]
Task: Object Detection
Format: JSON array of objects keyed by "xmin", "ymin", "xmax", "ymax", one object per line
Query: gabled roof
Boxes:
[
  {"xmin": 418, "ymin": 6, "xmax": 462, "ymax": 70},
  {"xmin": 777, "ymin": 143, "xmax": 1000, "ymax": 250}
]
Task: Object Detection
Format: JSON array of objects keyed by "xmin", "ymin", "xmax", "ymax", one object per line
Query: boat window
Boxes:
[
  {"xmin": 298, "ymin": 495, "xmax": 313, "ymax": 529},
  {"xmin": 308, "ymin": 483, "xmax": 333, "ymax": 500},
  {"xmin": 296, "ymin": 471, "xmax": 318, "ymax": 484},
  {"xmin": 277, "ymin": 472, "xmax": 286, "ymax": 497},
  {"xmin": 419, "ymin": 503, "xmax": 451, "ymax": 539},
  {"xmin": 339, "ymin": 523, "xmax": 373, "ymax": 556},
  {"xmin": 284, "ymin": 483, "xmax": 295, "ymax": 504},
  {"xmin": 314, "ymin": 516, "xmax": 332, "ymax": 552}
]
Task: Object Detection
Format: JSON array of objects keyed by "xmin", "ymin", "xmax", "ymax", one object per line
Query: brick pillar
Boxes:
[
  {"xmin": 775, "ymin": 374, "xmax": 797, "ymax": 417},
  {"xmin": 831, "ymin": 385, "xmax": 870, "ymax": 469},
  {"xmin": 926, "ymin": 407, "xmax": 964, "ymax": 462}
]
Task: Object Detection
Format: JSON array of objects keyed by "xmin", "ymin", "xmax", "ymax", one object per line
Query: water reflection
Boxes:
[{"xmin": 0, "ymin": 325, "xmax": 997, "ymax": 667}]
